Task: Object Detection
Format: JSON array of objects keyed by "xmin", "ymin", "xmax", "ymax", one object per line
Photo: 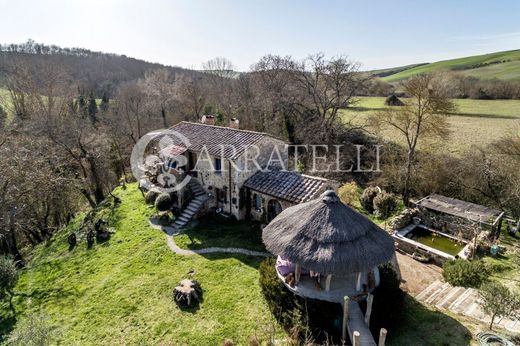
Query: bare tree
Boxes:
[
  {"xmin": 114, "ymin": 81, "xmax": 147, "ymax": 143},
  {"xmin": 178, "ymin": 74, "xmax": 207, "ymax": 121},
  {"xmin": 479, "ymin": 281, "xmax": 520, "ymax": 330},
  {"xmin": 291, "ymin": 53, "xmax": 367, "ymax": 130},
  {"xmin": 370, "ymin": 74, "xmax": 455, "ymax": 205},
  {"xmin": 202, "ymin": 57, "xmax": 237, "ymax": 124},
  {"xmin": 140, "ymin": 68, "xmax": 179, "ymax": 128}
]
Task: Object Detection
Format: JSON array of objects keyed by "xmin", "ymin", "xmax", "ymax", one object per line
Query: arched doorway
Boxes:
[{"xmin": 267, "ymin": 199, "xmax": 282, "ymax": 222}]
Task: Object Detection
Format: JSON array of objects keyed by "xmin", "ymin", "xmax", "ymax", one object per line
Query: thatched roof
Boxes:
[
  {"xmin": 262, "ymin": 190, "xmax": 395, "ymax": 275},
  {"xmin": 384, "ymin": 95, "xmax": 404, "ymax": 106}
]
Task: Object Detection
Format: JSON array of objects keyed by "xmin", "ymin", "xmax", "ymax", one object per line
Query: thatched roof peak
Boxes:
[{"xmin": 262, "ymin": 190, "xmax": 395, "ymax": 275}]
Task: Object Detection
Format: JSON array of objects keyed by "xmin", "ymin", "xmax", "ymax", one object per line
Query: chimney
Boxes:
[
  {"xmin": 229, "ymin": 117, "xmax": 240, "ymax": 129},
  {"xmin": 201, "ymin": 115, "xmax": 216, "ymax": 126}
]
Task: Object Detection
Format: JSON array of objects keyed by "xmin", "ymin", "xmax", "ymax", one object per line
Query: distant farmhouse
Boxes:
[{"xmin": 143, "ymin": 115, "xmax": 336, "ymax": 229}]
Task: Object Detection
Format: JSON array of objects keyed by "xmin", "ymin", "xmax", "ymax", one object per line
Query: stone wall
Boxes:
[
  {"xmin": 393, "ymin": 235, "xmax": 453, "ymax": 266},
  {"xmin": 190, "ymin": 137, "xmax": 288, "ymax": 220},
  {"xmin": 418, "ymin": 209, "xmax": 492, "ymax": 241},
  {"xmin": 391, "ymin": 207, "xmax": 493, "ymax": 241},
  {"xmin": 249, "ymin": 191, "xmax": 294, "ymax": 223}
]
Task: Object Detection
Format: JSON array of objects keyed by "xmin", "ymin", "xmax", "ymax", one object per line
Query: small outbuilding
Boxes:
[{"xmin": 262, "ymin": 190, "xmax": 396, "ymax": 303}]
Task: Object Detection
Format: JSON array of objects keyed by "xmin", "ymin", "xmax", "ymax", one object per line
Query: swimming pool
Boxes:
[{"xmin": 405, "ymin": 226, "xmax": 464, "ymax": 256}]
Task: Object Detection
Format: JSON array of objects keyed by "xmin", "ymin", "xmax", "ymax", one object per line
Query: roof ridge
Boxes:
[{"xmin": 172, "ymin": 121, "xmax": 288, "ymax": 143}]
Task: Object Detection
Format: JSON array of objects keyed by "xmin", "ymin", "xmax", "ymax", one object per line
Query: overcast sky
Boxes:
[{"xmin": 1, "ymin": 0, "xmax": 519, "ymax": 71}]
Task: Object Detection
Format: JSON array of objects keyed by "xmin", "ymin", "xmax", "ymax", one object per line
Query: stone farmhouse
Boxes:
[{"xmin": 149, "ymin": 116, "xmax": 336, "ymax": 229}]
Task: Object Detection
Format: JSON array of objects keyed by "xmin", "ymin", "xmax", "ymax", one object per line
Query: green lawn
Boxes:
[
  {"xmin": 174, "ymin": 218, "xmax": 266, "ymax": 252},
  {"xmin": 388, "ymin": 297, "xmax": 473, "ymax": 346},
  {"xmin": 478, "ymin": 227, "xmax": 520, "ymax": 293},
  {"xmin": 1, "ymin": 184, "xmax": 282, "ymax": 345},
  {"xmin": 381, "ymin": 49, "xmax": 520, "ymax": 82},
  {"xmin": 343, "ymin": 97, "xmax": 520, "ymax": 154},
  {"xmin": 1, "ymin": 181, "xmax": 509, "ymax": 345}
]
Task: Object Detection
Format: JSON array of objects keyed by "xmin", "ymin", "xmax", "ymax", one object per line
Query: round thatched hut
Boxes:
[
  {"xmin": 262, "ymin": 190, "xmax": 395, "ymax": 302},
  {"xmin": 384, "ymin": 95, "xmax": 404, "ymax": 106}
]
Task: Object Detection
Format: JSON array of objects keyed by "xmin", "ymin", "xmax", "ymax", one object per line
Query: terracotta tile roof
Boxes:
[
  {"xmin": 415, "ymin": 194, "xmax": 503, "ymax": 224},
  {"xmin": 167, "ymin": 122, "xmax": 284, "ymax": 160},
  {"xmin": 244, "ymin": 169, "xmax": 331, "ymax": 203}
]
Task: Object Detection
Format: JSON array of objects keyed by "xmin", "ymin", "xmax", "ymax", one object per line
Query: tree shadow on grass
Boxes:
[
  {"xmin": 174, "ymin": 293, "xmax": 204, "ymax": 314},
  {"xmin": 194, "ymin": 252, "xmax": 266, "ymax": 270},
  {"xmin": 178, "ymin": 217, "xmax": 266, "ymax": 253},
  {"xmin": 0, "ymin": 313, "xmax": 16, "ymax": 344},
  {"xmin": 172, "ymin": 216, "xmax": 269, "ymax": 269},
  {"xmin": 15, "ymin": 287, "xmax": 77, "ymax": 301},
  {"xmin": 386, "ymin": 295, "xmax": 472, "ymax": 346}
]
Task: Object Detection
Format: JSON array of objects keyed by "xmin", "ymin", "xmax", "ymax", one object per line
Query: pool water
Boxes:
[{"xmin": 406, "ymin": 226, "xmax": 464, "ymax": 256}]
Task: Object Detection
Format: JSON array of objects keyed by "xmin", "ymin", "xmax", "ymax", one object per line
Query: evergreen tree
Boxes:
[
  {"xmin": 0, "ymin": 104, "xmax": 7, "ymax": 129},
  {"xmin": 99, "ymin": 92, "xmax": 109, "ymax": 112},
  {"xmin": 87, "ymin": 91, "xmax": 98, "ymax": 124},
  {"xmin": 77, "ymin": 94, "xmax": 87, "ymax": 117}
]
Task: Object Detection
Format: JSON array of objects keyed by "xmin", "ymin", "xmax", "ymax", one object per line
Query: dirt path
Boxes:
[{"xmin": 396, "ymin": 252, "xmax": 442, "ymax": 296}]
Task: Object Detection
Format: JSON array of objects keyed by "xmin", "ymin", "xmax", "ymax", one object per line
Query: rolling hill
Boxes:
[
  {"xmin": 379, "ymin": 49, "xmax": 520, "ymax": 83},
  {"xmin": 0, "ymin": 40, "xmax": 198, "ymax": 97}
]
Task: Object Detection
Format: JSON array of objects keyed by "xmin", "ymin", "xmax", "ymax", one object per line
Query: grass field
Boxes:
[
  {"xmin": 174, "ymin": 218, "xmax": 266, "ymax": 252},
  {"xmin": 344, "ymin": 97, "xmax": 520, "ymax": 154},
  {"xmin": 381, "ymin": 49, "xmax": 520, "ymax": 82},
  {"xmin": 1, "ymin": 184, "xmax": 282, "ymax": 345},
  {"xmin": 0, "ymin": 183, "xmax": 493, "ymax": 345}
]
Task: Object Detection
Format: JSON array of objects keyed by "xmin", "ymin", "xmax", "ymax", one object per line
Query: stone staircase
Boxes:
[
  {"xmin": 172, "ymin": 179, "xmax": 208, "ymax": 230},
  {"xmin": 415, "ymin": 280, "xmax": 520, "ymax": 333}
]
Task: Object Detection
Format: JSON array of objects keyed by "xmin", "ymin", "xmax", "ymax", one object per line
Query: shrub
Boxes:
[
  {"xmin": 337, "ymin": 182, "xmax": 359, "ymax": 206},
  {"xmin": 155, "ymin": 193, "xmax": 173, "ymax": 212},
  {"xmin": 144, "ymin": 190, "xmax": 159, "ymax": 205},
  {"xmin": 0, "ymin": 256, "xmax": 18, "ymax": 293},
  {"xmin": 258, "ymin": 257, "xmax": 301, "ymax": 327},
  {"xmin": 368, "ymin": 264, "xmax": 405, "ymax": 342},
  {"xmin": 359, "ymin": 186, "xmax": 380, "ymax": 213},
  {"xmin": 258, "ymin": 258, "xmax": 342, "ymax": 344},
  {"xmin": 7, "ymin": 312, "xmax": 60, "ymax": 346},
  {"xmin": 373, "ymin": 192, "xmax": 399, "ymax": 219},
  {"xmin": 442, "ymin": 259, "xmax": 489, "ymax": 288},
  {"xmin": 158, "ymin": 212, "xmax": 171, "ymax": 226}
]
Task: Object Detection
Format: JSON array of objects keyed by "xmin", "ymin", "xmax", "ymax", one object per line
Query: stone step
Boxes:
[
  {"xmin": 464, "ymin": 300, "xmax": 481, "ymax": 316},
  {"xmin": 436, "ymin": 286, "xmax": 465, "ymax": 309},
  {"xmin": 505, "ymin": 318, "xmax": 518, "ymax": 331},
  {"xmin": 186, "ymin": 206, "xmax": 200, "ymax": 213},
  {"xmin": 449, "ymin": 287, "xmax": 475, "ymax": 311},
  {"xmin": 179, "ymin": 211, "xmax": 192, "ymax": 218},
  {"xmin": 425, "ymin": 282, "xmax": 452, "ymax": 305},
  {"xmin": 416, "ymin": 280, "xmax": 443, "ymax": 301},
  {"xmin": 179, "ymin": 214, "xmax": 192, "ymax": 222}
]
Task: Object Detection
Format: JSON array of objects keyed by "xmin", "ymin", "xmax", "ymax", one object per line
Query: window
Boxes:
[
  {"xmin": 215, "ymin": 158, "xmax": 221, "ymax": 174},
  {"xmin": 253, "ymin": 193, "xmax": 262, "ymax": 210}
]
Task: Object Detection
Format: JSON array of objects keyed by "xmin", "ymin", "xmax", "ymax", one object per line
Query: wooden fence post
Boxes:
[
  {"xmin": 356, "ymin": 272, "xmax": 361, "ymax": 291},
  {"xmin": 295, "ymin": 263, "xmax": 301, "ymax": 283},
  {"xmin": 364, "ymin": 293, "xmax": 374, "ymax": 326},
  {"xmin": 341, "ymin": 296, "xmax": 350, "ymax": 343},
  {"xmin": 352, "ymin": 331, "xmax": 360, "ymax": 346},
  {"xmin": 378, "ymin": 328, "xmax": 387, "ymax": 346},
  {"xmin": 325, "ymin": 274, "xmax": 332, "ymax": 291}
]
